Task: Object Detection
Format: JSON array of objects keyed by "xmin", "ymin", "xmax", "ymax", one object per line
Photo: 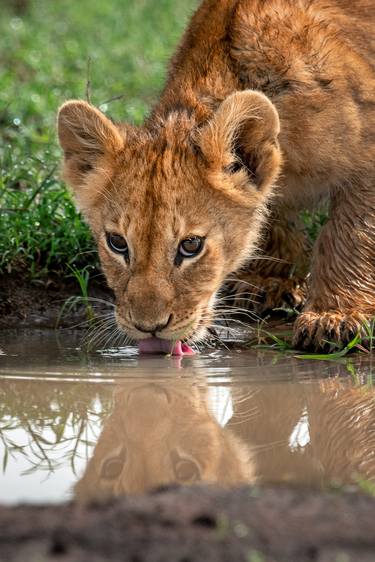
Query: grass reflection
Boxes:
[{"xmin": 0, "ymin": 380, "xmax": 112, "ymax": 476}]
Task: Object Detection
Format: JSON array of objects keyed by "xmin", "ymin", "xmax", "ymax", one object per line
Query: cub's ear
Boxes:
[
  {"xmin": 199, "ymin": 90, "xmax": 281, "ymax": 194},
  {"xmin": 57, "ymin": 100, "xmax": 124, "ymax": 206}
]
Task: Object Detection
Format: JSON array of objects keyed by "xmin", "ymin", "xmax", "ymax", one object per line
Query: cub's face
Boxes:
[
  {"xmin": 75, "ymin": 382, "xmax": 255, "ymax": 501},
  {"xmin": 58, "ymin": 91, "xmax": 281, "ymax": 346}
]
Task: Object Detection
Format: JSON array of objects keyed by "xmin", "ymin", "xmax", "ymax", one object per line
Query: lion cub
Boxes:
[{"xmin": 58, "ymin": 0, "xmax": 375, "ymax": 352}]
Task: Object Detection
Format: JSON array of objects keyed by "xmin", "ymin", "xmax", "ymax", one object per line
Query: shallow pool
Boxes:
[{"xmin": 0, "ymin": 329, "xmax": 374, "ymax": 504}]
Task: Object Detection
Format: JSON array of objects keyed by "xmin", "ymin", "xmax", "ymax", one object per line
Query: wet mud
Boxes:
[
  {"xmin": 0, "ymin": 274, "xmax": 113, "ymax": 328},
  {"xmin": 1, "ymin": 485, "xmax": 375, "ymax": 562}
]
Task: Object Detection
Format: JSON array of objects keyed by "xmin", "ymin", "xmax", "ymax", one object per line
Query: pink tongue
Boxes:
[{"xmin": 138, "ymin": 337, "xmax": 195, "ymax": 356}]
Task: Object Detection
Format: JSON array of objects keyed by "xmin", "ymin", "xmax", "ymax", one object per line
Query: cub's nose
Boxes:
[{"xmin": 133, "ymin": 314, "xmax": 172, "ymax": 335}]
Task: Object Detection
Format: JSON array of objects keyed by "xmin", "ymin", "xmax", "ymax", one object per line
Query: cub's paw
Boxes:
[
  {"xmin": 225, "ymin": 273, "xmax": 307, "ymax": 315},
  {"xmin": 293, "ymin": 311, "xmax": 370, "ymax": 352}
]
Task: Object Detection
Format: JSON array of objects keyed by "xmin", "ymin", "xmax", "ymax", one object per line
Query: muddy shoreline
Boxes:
[
  {"xmin": 0, "ymin": 274, "xmax": 114, "ymax": 329},
  {"xmin": 0, "ymin": 274, "xmax": 291, "ymax": 332},
  {"xmin": 1, "ymin": 485, "xmax": 375, "ymax": 562}
]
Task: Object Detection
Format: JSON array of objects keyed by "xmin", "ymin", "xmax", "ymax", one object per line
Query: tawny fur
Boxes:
[
  {"xmin": 58, "ymin": 0, "xmax": 375, "ymax": 351},
  {"xmin": 75, "ymin": 381, "xmax": 255, "ymax": 501},
  {"xmin": 230, "ymin": 376, "xmax": 375, "ymax": 486}
]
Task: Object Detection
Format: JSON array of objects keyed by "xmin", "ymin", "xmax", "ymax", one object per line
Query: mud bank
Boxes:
[
  {"xmin": 0, "ymin": 274, "xmax": 113, "ymax": 328},
  {"xmin": 1, "ymin": 485, "xmax": 375, "ymax": 562}
]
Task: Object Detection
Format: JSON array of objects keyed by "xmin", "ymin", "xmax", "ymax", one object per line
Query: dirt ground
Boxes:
[
  {"xmin": 0, "ymin": 274, "xmax": 114, "ymax": 329},
  {"xmin": 1, "ymin": 485, "xmax": 375, "ymax": 562}
]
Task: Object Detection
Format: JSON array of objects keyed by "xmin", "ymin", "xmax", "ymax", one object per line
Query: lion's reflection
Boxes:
[
  {"xmin": 75, "ymin": 382, "xmax": 255, "ymax": 502},
  {"xmin": 229, "ymin": 378, "xmax": 375, "ymax": 486},
  {"xmin": 75, "ymin": 374, "xmax": 375, "ymax": 502}
]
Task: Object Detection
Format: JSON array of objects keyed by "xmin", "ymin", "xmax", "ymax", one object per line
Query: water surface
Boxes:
[{"xmin": 0, "ymin": 329, "xmax": 374, "ymax": 504}]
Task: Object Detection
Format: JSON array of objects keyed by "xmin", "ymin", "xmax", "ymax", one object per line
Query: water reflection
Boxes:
[
  {"xmin": 75, "ymin": 382, "xmax": 255, "ymax": 502},
  {"xmin": 74, "ymin": 376, "xmax": 375, "ymax": 502},
  {"xmin": 1, "ymin": 330, "xmax": 375, "ymax": 504},
  {"xmin": 229, "ymin": 379, "xmax": 375, "ymax": 487}
]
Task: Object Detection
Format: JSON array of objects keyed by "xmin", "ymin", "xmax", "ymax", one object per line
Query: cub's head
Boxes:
[
  {"xmin": 75, "ymin": 381, "xmax": 255, "ymax": 500},
  {"xmin": 57, "ymin": 91, "xmax": 281, "ymax": 350}
]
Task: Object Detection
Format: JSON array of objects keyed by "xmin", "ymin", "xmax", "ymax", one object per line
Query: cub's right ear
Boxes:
[
  {"xmin": 57, "ymin": 100, "xmax": 124, "ymax": 205},
  {"xmin": 199, "ymin": 90, "xmax": 281, "ymax": 201}
]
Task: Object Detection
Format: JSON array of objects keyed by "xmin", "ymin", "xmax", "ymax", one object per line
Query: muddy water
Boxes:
[{"xmin": 0, "ymin": 329, "xmax": 374, "ymax": 505}]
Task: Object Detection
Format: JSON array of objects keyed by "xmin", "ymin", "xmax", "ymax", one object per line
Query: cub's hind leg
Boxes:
[
  {"xmin": 293, "ymin": 188, "xmax": 375, "ymax": 351},
  {"xmin": 227, "ymin": 205, "xmax": 310, "ymax": 315}
]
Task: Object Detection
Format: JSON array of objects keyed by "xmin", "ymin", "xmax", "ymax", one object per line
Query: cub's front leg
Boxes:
[
  {"xmin": 293, "ymin": 189, "xmax": 375, "ymax": 351},
  {"xmin": 227, "ymin": 206, "xmax": 310, "ymax": 314}
]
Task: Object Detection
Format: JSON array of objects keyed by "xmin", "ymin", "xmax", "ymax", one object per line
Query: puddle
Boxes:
[{"xmin": 0, "ymin": 329, "xmax": 375, "ymax": 505}]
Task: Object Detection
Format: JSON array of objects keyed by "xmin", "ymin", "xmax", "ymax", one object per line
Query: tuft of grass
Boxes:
[
  {"xmin": 249, "ymin": 320, "xmax": 295, "ymax": 352},
  {"xmin": 253, "ymin": 329, "xmax": 294, "ymax": 352},
  {"xmin": 0, "ymin": 0, "xmax": 198, "ymax": 277},
  {"xmin": 57, "ymin": 265, "xmax": 96, "ymax": 325}
]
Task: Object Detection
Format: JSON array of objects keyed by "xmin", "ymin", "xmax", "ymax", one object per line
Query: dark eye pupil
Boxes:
[
  {"xmin": 179, "ymin": 236, "xmax": 203, "ymax": 258},
  {"xmin": 107, "ymin": 232, "xmax": 128, "ymax": 254},
  {"xmin": 183, "ymin": 239, "xmax": 200, "ymax": 252}
]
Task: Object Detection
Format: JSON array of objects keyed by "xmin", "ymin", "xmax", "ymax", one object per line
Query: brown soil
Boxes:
[
  {"xmin": 1, "ymin": 485, "xmax": 375, "ymax": 562},
  {"xmin": 0, "ymin": 274, "xmax": 114, "ymax": 329}
]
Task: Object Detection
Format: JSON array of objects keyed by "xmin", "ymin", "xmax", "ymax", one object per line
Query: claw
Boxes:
[{"xmin": 293, "ymin": 311, "xmax": 369, "ymax": 352}]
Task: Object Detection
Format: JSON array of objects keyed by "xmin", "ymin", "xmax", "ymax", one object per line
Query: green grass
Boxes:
[
  {"xmin": 56, "ymin": 264, "xmax": 95, "ymax": 325},
  {"xmin": 0, "ymin": 0, "xmax": 198, "ymax": 277}
]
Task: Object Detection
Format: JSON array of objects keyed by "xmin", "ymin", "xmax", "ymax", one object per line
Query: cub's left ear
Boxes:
[
  {"xmin": 199, "ymin": 90, "xmax": 281, "ymax": 193},
  {"xmin": 57, "ymin": 100, "xmax": 124, "ymax": 207}
]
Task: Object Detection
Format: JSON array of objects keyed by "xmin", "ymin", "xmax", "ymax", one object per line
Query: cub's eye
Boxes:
[
  {"xmin": 101, "ymin": 449, "xmax": 126, "ymax": 479},
  {"xmin": 106, "ymin": 232, "xmax": 129, "ymax": 257},
  {"xmin": 101, "ymin": 458, "xmax": 125, "ymax": 479},
  {"xmin": 174, "ymin": 459, "xmax": 201, "ymax": 483},
  {"xmin": 178, "ymin": 236, "xmax": 204, "ymax": 258}
]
